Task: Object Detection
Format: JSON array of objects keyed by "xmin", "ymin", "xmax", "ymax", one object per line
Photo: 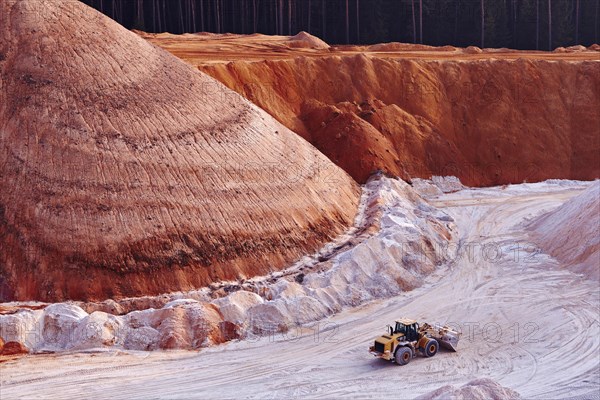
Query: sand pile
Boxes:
[
  {"xmin": 0, "ymin": 301, "xmax": 229, "ymax": 352},
  {"xmin": 187, "ymin": 43, "xmax": 600, "ymax": 185},
  {"xmin": 287, "ymin": 31, "xmax": 329, "ymax": 49},
  {"xmin": 245, "ymin": 176, "xmax": 457, "ymax": 326},
  {"xmin": 529, "ymin": 181, "xmax": 599, "ymax": 280},
  {"xmin": 416, "ymin": 378, "xmax": 521, "ymax": 400},
  {"xmin": 555, "ymin": 45, "xmax": 589, "ymax": 53},
  {"xmin": 464, "ymin": 45, "xmax": 484, "ymax": 54},
  {"xmin": 412, "ymin": 176, "xmax": 465, "ymax": 197},
  {"xmin": 0, "ymin": 0, "xmax": 359, "ymax": 302},
  {"xmin": 0, "ymin": 176, "xmax": 457, "ymax": 352}
]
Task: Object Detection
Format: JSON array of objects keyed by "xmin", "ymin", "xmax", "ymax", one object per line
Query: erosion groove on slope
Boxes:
[{"xmin": 0, "ymin": 0, "xmax": 360, "ymax": 302}]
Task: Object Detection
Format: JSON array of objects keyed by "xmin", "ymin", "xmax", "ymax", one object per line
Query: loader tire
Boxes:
[
  {"xmin": 394, "ymin": 346, "xmax": 412, "ymax": 366},
  {"xmin": 424, "ymin": 339, "xmax": 439, "ymax": 357}
]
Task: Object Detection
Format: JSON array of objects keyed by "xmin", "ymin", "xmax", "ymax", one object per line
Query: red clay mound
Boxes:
[
  {"xmin": 0, "ymin": 341, "xmax": 29, "ymax": 356},
  {"xmin": 301, "ymin": 100, "xmax": 403, "ymax": 182},
  {"xmin": 0, "ymin": 1, "xmax": 359, "ymax": 302}
]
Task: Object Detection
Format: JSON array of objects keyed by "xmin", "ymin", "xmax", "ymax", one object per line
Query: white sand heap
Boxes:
[
  {"xmin": 412, "ymin": 176, "xmax": 465, "ymax": 198},
  {"xmin": 0, "ymin": 176, "xmax": 457, "ymax": 352},
  {"xmin": 287, "ymin": 31, "xmax": 330, "ymax": 49},
  {"xmin": 0, "ymin": 301, "xmax": 226, "ymax": 352},
  {"xmin": 416, "ymin": 378, "xmax": 521, "ymax": 400},
  {"xmin": 528, "ymin": 180, "xmax": 599, "ymax": 281}
]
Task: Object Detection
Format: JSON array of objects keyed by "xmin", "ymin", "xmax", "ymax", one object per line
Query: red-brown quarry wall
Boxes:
[{"xmin": 198, "ymin": 55, "xmax": 599, "ymax": 185}]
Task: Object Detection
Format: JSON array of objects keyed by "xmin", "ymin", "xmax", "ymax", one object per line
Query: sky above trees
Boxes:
[{"xmin": 80, "ymin": 0, "xmax": 599, "ymax": 49}]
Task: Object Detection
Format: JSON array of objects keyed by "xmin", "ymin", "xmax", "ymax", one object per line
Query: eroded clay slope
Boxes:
[
  {"xmin": 143, "ymin": 32, "xmax": 600, "ymax": 186},
  {"xmin": 0, "ymin": 1, "xmax": 360, "ymax": 302},
  {"xmin": 201, "ymin": 56, "xmax": 600, "ymax": 185}
]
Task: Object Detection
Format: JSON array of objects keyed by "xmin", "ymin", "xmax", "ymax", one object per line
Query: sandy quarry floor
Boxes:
[{"xmin": 2, "ymin": 183, "xmax": 598, "ymax": 399}]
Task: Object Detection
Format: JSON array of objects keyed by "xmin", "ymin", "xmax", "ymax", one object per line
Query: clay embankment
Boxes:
[{"xmin": 143, "ymin": 32, "xmax": 600, "ymax": 185}]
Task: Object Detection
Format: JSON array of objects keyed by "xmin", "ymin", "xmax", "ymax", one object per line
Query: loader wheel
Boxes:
[
  {"xmin": 424, "ymin": 339, "xmax": 439, "ymax": 357},
  {"xmin": 395, "ymin": 346, "xmax": 412, "ymax": 366}
]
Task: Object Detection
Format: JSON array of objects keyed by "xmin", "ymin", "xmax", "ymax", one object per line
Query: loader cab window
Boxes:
[
  {"xmin": 406, "ymin": 323, "xmax": 418, "ymax": 341},
  {"xmin": 394, "ymin": 322, "xmax": 407, "ymax": 335}
]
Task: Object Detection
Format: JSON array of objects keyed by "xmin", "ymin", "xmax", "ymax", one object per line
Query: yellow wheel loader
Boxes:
[{"xmin": 369, "ymin": 318, "xmax": 460, "ymax": 365}]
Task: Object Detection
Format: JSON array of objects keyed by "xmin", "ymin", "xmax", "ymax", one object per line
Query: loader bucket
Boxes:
[
  {"xmin": 438, "ymin": 332, "xmax": 459, "ymax": 352},
  {"xmin": 421, "ymin": 323, "xmax": 460, "ymax": 352}
]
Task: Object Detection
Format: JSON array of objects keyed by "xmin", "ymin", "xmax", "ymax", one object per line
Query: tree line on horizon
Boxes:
[{"xmin": 80, "ymin": 0, "xmax": 600, "ymax": 50}]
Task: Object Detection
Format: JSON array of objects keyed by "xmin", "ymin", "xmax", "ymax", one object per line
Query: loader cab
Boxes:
[{"xmin": 394, "ymin": 318, "xmax": 420, "ymax": 342}]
